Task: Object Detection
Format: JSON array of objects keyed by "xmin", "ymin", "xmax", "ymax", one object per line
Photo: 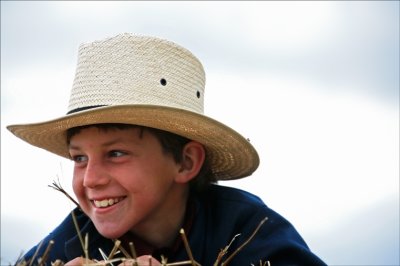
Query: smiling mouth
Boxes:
[{"xmin": 92, "ymin": 197, "xmax": 125, "ymax": 208}]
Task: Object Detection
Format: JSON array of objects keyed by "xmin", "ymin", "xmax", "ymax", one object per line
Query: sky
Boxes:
[{"xmin": 1, "ymin": 1, "xmax": 399, "ymax": 265}]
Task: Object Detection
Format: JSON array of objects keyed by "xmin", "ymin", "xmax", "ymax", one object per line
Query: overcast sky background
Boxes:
[{"xmin": 1, "ymin": 1, "xmax": 399, "ymax": 265}]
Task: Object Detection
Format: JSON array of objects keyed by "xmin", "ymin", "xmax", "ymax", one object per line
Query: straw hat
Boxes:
[{"xmin": 7, "ymin": 33, "xmax": 259, "ymax": 180}]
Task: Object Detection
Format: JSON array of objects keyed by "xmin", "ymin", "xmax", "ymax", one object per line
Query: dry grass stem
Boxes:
[
  {"xmin": 165, "ymin": 260, "xmax": 199, "ymax": 266},
  {"xmin": 48, "ymin": 179, "xmax": 80, "ymax": 208},
  {"xmin": 108, "ymin": 240, "xmax": 121, "ymax": 260},
  {"xmin": 15, "ymin": 207, "xmax": 268, "ymax": 266},
  {"xmin": 129, "ymin": 242, "xmax": 138, "ymax": 263},
  {"xmin": 71, "ymin": 210, "xmax": 86, "ymax": 254},
  {"xmin": 98, "ymin": 248, "xmax": 109, "ymax": 262},
  {"xmin": 15, "ymin": 251, "xmax": 26, "ymax": 266},
  {"xmin": 161, "ymin": 255, "xmax": 168, "ymax": 265},
  {"xmin": 51, "ymin": 259, "xmax": 64, "ymax": 266},
  {"xmin": 221, "ymin": 217, "xmax": 268, "ymax": 266},
  {"xmin": 85, "ymin": 233, "xmax": 90, "ymax": 265},
  {"xmin": 179, "ymin": 229, "xmax": 200, "ymax": 266},
  {"xmin": 251, "ymin": 260, "xmax": 271, "ymax": 266},
  {"xmin": 116, "ymin": 242, "xmax": 132, "ymax": 259},
  {"xmin": 28, "ymin": 239, "xmax": 44, "ymax": 266},
  {"xmin": 213, "ymin": 234, "xmax": 240, "ymax": 266},
  {"xmin": 38, "ymin": 240, "xmax": 54, "ymax": 266}
]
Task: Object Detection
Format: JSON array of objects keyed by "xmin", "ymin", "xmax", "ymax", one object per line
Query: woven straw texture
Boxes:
[{"xmin": 7, "ymin": 33, "xmax": 259, "ymax": 180}]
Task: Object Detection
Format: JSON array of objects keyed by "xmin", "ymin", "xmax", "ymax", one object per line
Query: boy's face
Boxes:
[{"xmin": 69, "ymin": 126, "xmax": 186, "ymax": 239}]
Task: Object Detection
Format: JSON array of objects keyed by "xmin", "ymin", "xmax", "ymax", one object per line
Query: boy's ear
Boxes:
[{"xmin": 175, "ymin": 141, "xmax": 205, "ymax": 183}]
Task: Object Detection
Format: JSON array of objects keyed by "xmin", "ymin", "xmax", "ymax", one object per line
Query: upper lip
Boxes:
[{"xmin": 89, "ymin": 195, "xmax": 125, "ymax": 201}]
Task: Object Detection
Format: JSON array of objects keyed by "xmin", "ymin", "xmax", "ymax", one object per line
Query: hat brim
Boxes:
[{"xmin": 7, "ymin": 105, "xmax": 259, "ymax": 180}]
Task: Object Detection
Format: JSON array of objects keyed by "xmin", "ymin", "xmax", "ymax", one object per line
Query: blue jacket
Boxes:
[{"xmin": 20, "ymin": 185, "xmax": 326, "ymax": 265}]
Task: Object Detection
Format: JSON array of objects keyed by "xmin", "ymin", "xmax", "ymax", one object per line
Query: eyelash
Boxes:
[
  {"xmin": 72, "ymin": 155, "xmax": 87, "ymax": 163},
  {"xmin": 71, "ymin": 150, "xmax": 126, "ymax": 163},
  {"xmin": 109, "ymin": 150, "xmax": 125, "ymax": 157}
]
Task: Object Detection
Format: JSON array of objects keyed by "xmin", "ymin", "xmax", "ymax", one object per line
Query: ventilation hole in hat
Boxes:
[
  {"xmin": 160, "ymin": 78, "xmax": 167, "ymax": 86},
  {"xmin": 196, "ymin": 91, "xmax": 201, "ymax": 98}
]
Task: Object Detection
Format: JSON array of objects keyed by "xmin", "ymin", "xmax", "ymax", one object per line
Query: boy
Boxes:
[{"xmin": 8, "ymin": 33, "xmax": 326, "ymax": 265}]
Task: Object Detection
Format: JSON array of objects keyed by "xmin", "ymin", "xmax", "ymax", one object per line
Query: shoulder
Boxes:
[
  {"xmin": 202, "ymin": 185, "xmax": 301, "ymax": 241},
  {"xmin": 195, "ymin": 184, "xmax": 278, "ymax": 235},
  {"xmin": 201, "ymin": 184, "xmax": 270, "ymax": 219},
  {"xmin": 193, "ymin": 185, "xmax": 327, "ymax": 265},
  {"xmin": 205, "ymin": 183, "xmax": 266, "ymax": 206}
]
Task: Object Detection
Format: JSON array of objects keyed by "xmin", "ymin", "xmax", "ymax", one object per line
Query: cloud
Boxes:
[
  {"xmin": 308, "ymin": 195, "xmax": 400, "ymax": 265},
  {"xmin": 1, "ymin": 1, "xmax": 398, "ymax": 265}
]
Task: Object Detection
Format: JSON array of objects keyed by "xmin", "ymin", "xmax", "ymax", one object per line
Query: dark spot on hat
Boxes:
[
  {"xmin": 160, "ymin": 78, "xmax": 167, "ymax": 86},
  {"xmin": 196, "ymin": 90, "xmax": 201, "ymax": 98}
]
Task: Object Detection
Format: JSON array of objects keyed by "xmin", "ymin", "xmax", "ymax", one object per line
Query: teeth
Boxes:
[{"xmin": 94, "ymin": 198, "xmax": 121, "ymax": 208}]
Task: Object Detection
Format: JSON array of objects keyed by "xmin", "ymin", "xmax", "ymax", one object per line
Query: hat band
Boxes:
[{"xmin": 67, "ymin": 105, "xmax": 107, "ymax": 115}]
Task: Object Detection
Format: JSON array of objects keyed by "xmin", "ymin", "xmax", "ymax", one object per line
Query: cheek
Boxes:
[
  {"xmin": 138, "ymin": 164, "xmax": 178, "ymax": 193},
  {"xmin": 72, "ymin": 171, "xmax": 83, "ymax": 197}
]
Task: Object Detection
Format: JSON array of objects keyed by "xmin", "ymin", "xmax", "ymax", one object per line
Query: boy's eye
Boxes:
[
  {"xmin": 72, "ymin": 155, "xmax": 88, "ymax": 163},
  {"xmin": 109, "ymin": 150, "xmax": 125, "ymax": 157}
]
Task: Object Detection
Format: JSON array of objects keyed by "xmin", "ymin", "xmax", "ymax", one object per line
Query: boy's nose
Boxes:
[{"xmin": 83, "ymin": 159, "xmax": 110, "ymax": 188}]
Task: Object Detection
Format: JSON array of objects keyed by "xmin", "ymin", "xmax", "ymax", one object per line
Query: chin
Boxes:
[{"xmin": 94, "ymin": 222, "xmax": 127, "ymax": 239}]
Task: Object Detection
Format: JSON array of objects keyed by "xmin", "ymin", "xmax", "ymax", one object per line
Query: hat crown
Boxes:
[{"xmin": 68, "ymin": 33, "xmax": 205, "ymax": 114}]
